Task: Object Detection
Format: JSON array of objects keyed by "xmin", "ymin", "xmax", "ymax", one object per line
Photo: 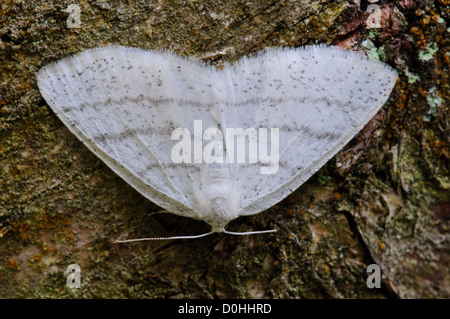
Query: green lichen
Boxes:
[
  {"xmin": 368, "ymin": 29, "xmax": 379, "ymax": 40},
  {"xmin": 404, "ymin": 68, "xmax": 420, "ymax": 84},
  {"xmin": 362, "ymin": 39, "xmax": 386, "ymax": 62},
  {"xmin": 423, "ymin": 87, "xmax": 443, "ymax": 121},
  {"xmin": 317, "ymin": 175, "xmax": 332, "ymax": 185},
  {"xmin": 419, "ymin": 42, "xmax": 438, "ymax": 61}
]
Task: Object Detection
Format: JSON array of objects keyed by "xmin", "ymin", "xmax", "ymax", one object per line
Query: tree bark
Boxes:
[{"xmin": 0, "ymin": 0, "xmax": 448, "ymax": 298}]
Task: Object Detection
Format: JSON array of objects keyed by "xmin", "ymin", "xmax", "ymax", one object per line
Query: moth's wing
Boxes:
[
  {"xmin": 219, "ymin": 45, "xmax": 398, "ymax": 216},
  {"xmin": 37, "ymin": 46, "xmax": 222, "ymax": 220}
]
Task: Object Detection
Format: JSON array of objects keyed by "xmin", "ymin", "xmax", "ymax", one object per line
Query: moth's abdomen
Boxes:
[{"xmin": 198, "ymin": 166, "xmax": 238, "ymax": 232}]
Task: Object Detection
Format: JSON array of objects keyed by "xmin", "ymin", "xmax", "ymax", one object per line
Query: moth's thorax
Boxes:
[{"xmin": 199, "ymin": 166, "xmax": 238, "ymax": 232}]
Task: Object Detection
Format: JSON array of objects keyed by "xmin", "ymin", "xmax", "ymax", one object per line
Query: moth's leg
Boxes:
[{"xmin": 148, "ymin": 209, "xmax": 171, "ymax": 216}]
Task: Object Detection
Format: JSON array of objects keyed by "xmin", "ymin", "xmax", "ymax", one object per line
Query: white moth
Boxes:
[{"xmin": 37, "ymin": 45, "xmax": 397, "ymax": 241}]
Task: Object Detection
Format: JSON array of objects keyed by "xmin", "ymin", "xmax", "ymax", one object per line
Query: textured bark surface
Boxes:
[{"xmin": 0, "ymin": 0, "xmax": 448, "ymax": 298}]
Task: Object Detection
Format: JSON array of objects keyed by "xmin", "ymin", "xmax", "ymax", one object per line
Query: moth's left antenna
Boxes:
[
  {"xmin": 114, "ymin": 232, "xmax": 214, "ymax": 243},
  {"xmin": 223, "ymin": 229, "xmax": 277, "ymax": 236}
]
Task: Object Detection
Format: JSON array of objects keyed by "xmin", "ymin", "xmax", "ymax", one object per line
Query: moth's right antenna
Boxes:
[{"xmin": 223, "ymin": 229, "xmax": 277, "ymax": 236}]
